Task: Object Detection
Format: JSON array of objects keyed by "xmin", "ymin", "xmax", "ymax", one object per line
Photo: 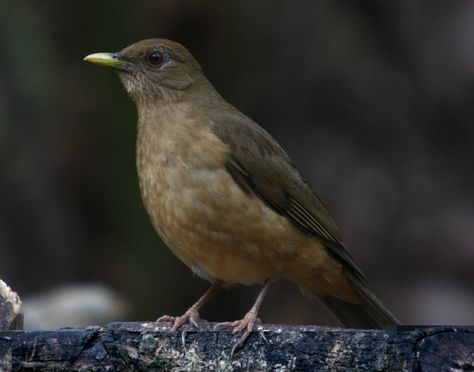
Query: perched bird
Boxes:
[{"xmin": 84, "ymin": 39, "xmax": 399, "ymax": 346}]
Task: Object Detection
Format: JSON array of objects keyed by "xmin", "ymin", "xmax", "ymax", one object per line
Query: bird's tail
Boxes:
[
  {"xmin": 318, "ymin": 272, "xmax": 399, "ymax": 329},
  {"xmin": 291, "ymin": 259, "xmax": 399, "ymax": 329}
]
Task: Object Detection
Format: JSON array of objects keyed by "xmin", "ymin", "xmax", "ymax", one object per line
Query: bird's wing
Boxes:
[{"xmin": 212, "ymin": 112, "xmax": 367, "ymax": 282}]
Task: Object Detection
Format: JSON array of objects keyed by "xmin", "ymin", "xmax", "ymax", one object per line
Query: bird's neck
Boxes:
[
  {"xmin": 135, "ymin": 80, "xmax": 230, "ymax": 178},
  {"xmin": 137, "ymin": 79, "xmax": 226, "ymax": 130}
]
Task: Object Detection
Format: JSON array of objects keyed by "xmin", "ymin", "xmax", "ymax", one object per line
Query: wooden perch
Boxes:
[{"xmin": 1, "ymin": 322, "xmax": 473, "ymax": 371}]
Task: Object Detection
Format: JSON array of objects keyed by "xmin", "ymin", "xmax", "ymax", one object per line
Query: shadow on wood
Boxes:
[{"xmin": 1, "ymin": 322, "xmax": 473, "ymax": 371}]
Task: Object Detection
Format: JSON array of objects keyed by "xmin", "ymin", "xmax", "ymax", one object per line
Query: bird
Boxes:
[{"xmin": 84, "ymin": 38, "xmax": 399, "ymax": 348}]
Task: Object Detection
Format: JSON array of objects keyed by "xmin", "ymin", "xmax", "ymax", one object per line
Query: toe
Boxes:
[
  {"xmin": 168, "ymin": 307, "xmax": 202, "ymax": 331},
  {"xmin": 214, "ymin": 321, "xmax": 239, "ymax": 331},
  {"xmin": 156, "ymin": 315, "xmax": 175, "ymax": 323},
  {"xmin": 231, "ymin": 330, "xmax": 252, "ymax": 357},
  {"xmin": 171, "ymin": 317, "xmax": 185, "ymax": 331},
  {"xmin": 232, "ymin": 320, "xmax": 247, "ymax": 333}
]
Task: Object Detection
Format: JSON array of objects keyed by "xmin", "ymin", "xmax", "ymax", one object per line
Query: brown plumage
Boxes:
[{"xmin": 84, "ymin": 39, "xmax": 399, "ymax": 346}]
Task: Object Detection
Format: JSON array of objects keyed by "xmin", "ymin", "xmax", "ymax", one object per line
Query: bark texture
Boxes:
[{"xmin": 0, "ymin": 322, "xmax": 473, "ymax": 371}]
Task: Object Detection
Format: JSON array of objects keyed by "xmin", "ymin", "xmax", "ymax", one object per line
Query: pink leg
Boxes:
[
  {"xmin": 215, "ymin": 279, "xmax": 271, "ymax": 351},
  {"xmin": 157, "ymin": 281, "xmax": 222, "ymax": 331}
]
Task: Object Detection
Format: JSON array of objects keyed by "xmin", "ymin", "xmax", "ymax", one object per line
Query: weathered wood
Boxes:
[
  {"xmin": 0, "ymin": 336, "xmax": 12, "ymax": 371},
  {"xmin": 0, "ymin": 279, "xmax": 23, "ymax": 331},
  {"xmin": 0, "ymin": 322, "xmax": 473, "ymax": 371}
]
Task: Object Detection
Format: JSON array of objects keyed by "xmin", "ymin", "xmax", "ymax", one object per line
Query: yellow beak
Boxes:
[{"xmin": 83, "ymin": 53, "xmax": 129, "ymax": 69}]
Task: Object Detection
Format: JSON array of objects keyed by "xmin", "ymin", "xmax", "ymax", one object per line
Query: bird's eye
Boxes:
[{"xmin": 148, "ymin": 51, "xmax": 164, "ymax": 65}]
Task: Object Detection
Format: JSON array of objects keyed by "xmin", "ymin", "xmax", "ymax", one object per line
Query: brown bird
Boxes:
[{"xmin": 84, "ymin": 39, "xmax": 399, "ymax": 346}]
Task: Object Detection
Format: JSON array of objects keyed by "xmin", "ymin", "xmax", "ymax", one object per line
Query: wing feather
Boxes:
[{"xmin": 212, "ymin": 111, "xmax": 367, "ymax": 282}]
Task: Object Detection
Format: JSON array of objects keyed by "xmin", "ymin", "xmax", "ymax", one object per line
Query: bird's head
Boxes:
[{"xmin": 84, "ymin": 39, "xmax": 204, "ymax": 104}]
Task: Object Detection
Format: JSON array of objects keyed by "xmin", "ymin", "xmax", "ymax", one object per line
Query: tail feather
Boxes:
[
  {"xmin": 319, "ymin": 272, "xmax": 399, "ymax": 329},
  {"xmin": 288, "ymin": 250, "xmax": 400, "ymax": 329}
]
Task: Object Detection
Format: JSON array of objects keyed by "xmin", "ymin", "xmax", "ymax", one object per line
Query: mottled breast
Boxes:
[{"xmin": 135, "ymin": 107, "xmax": 306, "ymax": 285}]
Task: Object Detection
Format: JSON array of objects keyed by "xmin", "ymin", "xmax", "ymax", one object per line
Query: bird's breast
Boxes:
[{"xmin": 135, "ymin": 118, "xmax": 305, "ymax": 285}]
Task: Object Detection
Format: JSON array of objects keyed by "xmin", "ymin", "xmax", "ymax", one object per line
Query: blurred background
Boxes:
[{"xmin": 0, "ymin": 0, "xmax": 473, "ymax": 329}]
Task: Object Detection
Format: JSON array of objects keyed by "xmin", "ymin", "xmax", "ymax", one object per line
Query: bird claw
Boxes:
[
  {"xmin": 215, "ymin": 313, "xmax": 261, "ymax": 333},
  {"xmin": 214, "ymin": 310, "xmax": 262, "ymax": 356},
  {"xmin": 156, "ymin": 306, "xmax": 202, "ymax": 331}
]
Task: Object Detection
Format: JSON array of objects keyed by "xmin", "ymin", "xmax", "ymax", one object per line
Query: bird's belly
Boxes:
[{"xmin": 140, "ymin": 164, "xmax": 303, "ymax": 285}]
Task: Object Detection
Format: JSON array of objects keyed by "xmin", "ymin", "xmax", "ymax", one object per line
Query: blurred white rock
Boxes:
[
  {"xmin": 23, "ymin": 284, "xmax": 128, "ymax": 330},
  {"xmin": 0, "ymin": 279, "xmax": 23, "ymax": 330}
]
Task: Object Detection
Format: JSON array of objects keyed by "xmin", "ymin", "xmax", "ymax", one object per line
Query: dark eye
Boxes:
[{"xmin": 148, "ymin": 51, "xmax": 163, "ymax": 65}]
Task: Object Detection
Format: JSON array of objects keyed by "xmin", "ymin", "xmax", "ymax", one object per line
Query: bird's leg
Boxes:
[
  {"xmin": 215, "ymin": 279, "xmax": 271, "ymax": 351},
  {"xmin": 157, "ymin": 281, "xmax": 222, "ymax": 331}
]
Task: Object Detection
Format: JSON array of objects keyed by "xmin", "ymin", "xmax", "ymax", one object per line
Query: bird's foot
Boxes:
[
  {"xmin": 157, "ymin": 306, "xmax": 202, "ymax": 331},
  {"xmin": 214, "ymin": 309, "xmax": 261, "ymax": 354}
]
